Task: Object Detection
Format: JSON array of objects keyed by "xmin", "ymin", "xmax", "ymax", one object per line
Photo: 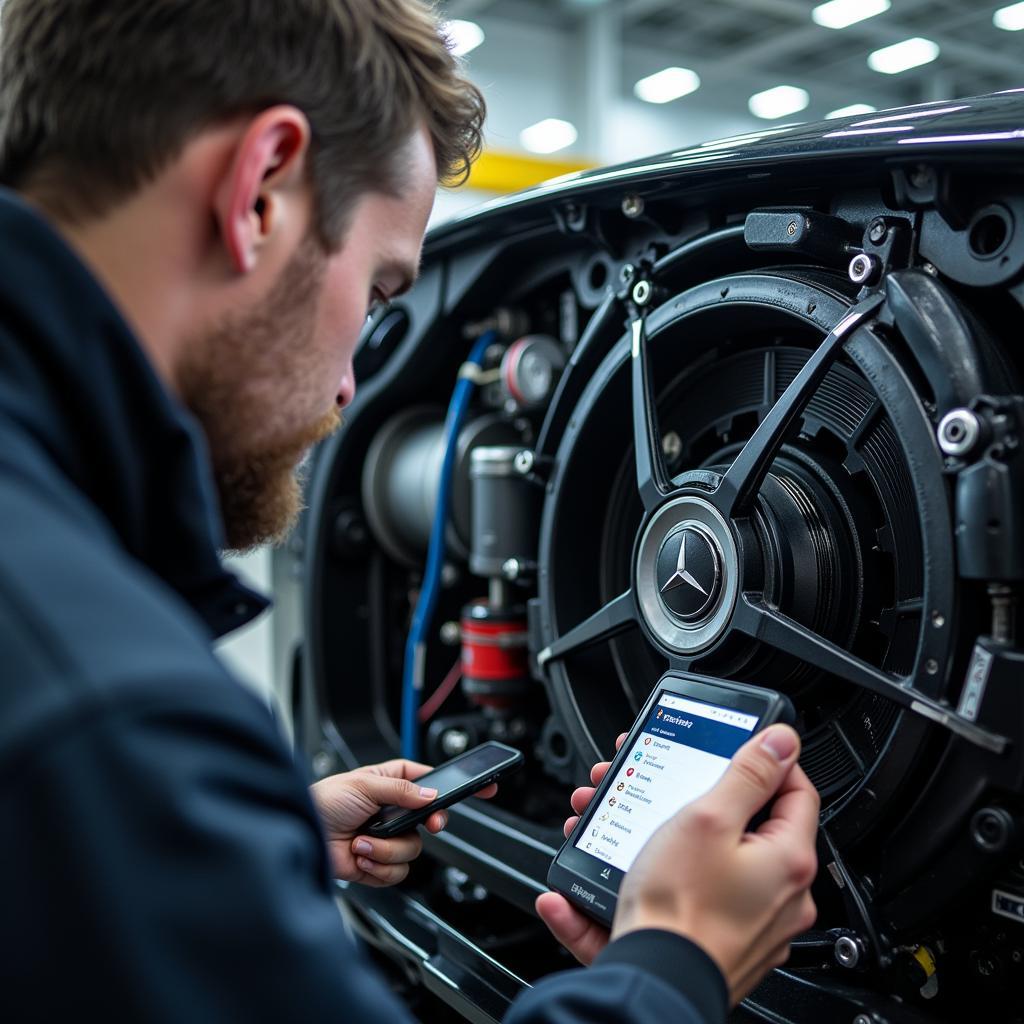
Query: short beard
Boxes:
[{"xmin": 179, "ymin": 236, "xmax": 342, "ymax": 553}]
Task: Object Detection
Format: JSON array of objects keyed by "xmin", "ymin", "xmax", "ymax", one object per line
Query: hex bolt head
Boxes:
[
  {"xmin": 514, "ymin": 449, "xmax": 535, "ymax": 475},
  {"xmin": 937, "ymin": 408, "xmax": 982, "ymax": 458},
  {"xmin": 848, "ymin": 253, "xmax": 881, "ymax": 286},
  {"xmin": 835, "ymin": 934, "xmax": 864, "ymax": 969},
  {"xmin": 621, "ymin": 193, "xmax": 645, "ymax": 219},
  {"xmin": 868, "ymin": 218, "xmax": 888, "ymax": 244}
]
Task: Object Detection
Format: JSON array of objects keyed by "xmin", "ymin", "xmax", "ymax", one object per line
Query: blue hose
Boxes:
[{"xmin": 401, "ymin": 331, "xmax": 496, "ymax": 760}]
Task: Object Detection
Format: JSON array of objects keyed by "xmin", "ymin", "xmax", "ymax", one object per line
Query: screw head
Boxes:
[
  {"xmin": 937, "ymin": 408, "xmax": 982, "ymax": 458},
  {"xmin": 622, "ymin": 193, "xmax": 645, "ymax": 219},
  {"xmin": 502, "ymin": 557, "xmax": 521, "ymax": 580},
  {"xmin": 440, "ymin": 620, "xmax": 461, "ymax": 646},
  {"xmin": 787, "ymin": 220, "xmax": 799, "ymax": 236},
  {"xmin": 662, "ymin": 431, "xmax": 683, "ymax": 462},
  {"xmin": 514, "ymin": 449, "xmax": 535, "ymax": 475},
  {"xmin": 848, "ymin": 253, "xmax": 880, "ymax": 286},
  {"xmin": 868, "ymin": 218, "xmax": 888, "ymax": 244}
]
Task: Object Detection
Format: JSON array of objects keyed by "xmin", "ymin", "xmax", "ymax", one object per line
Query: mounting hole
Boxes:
[
  {"xmin": 588, "ymin": 259, "xmax": 609, "ymax": 291},
  {"xmin": 968, "ymin": 207, "xmax": 1011, "ymax": 260}
]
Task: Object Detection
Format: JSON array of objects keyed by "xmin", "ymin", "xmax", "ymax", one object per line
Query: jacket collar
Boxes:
[{"xmin": 0, "ymin": 189, "xmax": 268, "ymax": 638}]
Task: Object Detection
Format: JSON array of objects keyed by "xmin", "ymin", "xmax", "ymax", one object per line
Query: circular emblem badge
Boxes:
[{"xmin": 656, "ymin": 526, "xmax": 721, "ymax": 622}]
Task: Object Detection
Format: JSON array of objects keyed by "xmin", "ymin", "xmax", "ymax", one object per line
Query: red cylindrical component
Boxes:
[{"xmin": 460, "ymin": 601, "xmax": 530, "ymax": 708}]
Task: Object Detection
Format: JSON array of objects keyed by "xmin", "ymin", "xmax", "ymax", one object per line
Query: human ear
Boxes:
[{"xmin": 215, "ymin": 105, "xmax": 312, "ymax": 274}]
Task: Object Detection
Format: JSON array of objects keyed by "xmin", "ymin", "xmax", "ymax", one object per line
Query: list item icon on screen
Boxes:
[
  {"xmin": 633, "ymin": 751, "xmax": 642, "ymax": 761},
  {"xmin": 626, "ymin": 768, "xmax": 634, "ymax": 777},
  {"xmin": 644, "ymin": 737, "xmax": 652, "ymax": 745},
  {"xmin": 608, "ymin": 796, "xmax": 616, "ymax": 806},
  {"xmin": 616, "ymin": 782, "xmax": 625, "ymax": 791}
]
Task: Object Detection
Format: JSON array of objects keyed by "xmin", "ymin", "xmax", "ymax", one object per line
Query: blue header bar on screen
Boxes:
[{"xmin": 642, "ymin": 692, "xmax": 759, "ymax": 759}]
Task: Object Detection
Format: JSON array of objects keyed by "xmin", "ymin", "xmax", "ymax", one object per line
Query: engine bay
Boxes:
[{"xmin": 293, "ymin": 141, "xmax": 1024, "ymax": 1022}]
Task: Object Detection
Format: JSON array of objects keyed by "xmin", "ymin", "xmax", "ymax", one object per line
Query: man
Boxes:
[{"xmin": 0, "ymin": 0, "xmax": 819, "ymax": 1020}]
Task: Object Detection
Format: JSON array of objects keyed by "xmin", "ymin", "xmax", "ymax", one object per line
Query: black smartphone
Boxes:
[
  {"xmin": 364, "ymin": 741, "xmax": 524, "ymax": 838},
  {"xmin": 548, "ymin": 671, "xmax": 795, "ymax": 927}
]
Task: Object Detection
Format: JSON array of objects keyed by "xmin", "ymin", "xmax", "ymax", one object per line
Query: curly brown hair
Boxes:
[{"xmin": 0, "ymin": 0, "xmax": 485, "ymax": 246}]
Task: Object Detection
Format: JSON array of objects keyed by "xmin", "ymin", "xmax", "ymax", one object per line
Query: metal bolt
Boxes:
[
  {"xmin": 931, "ymin": 610, "xmax": 945, "ymax": 628},
  {"xmin": 502, "ymin": 557, "xmax": 521, "ymax": 581},
  {"xmin": 787, "ymin": 220, "xmax": 798, "ymax": 236},
  {"xmin": 440, "ymin": 620, "xmax": 461, "ymax": 646},
  {"xmin": 848, "ymin": 253, "xmax": 881, "ymax": 286},
  {"xmin": 621, "ymin": 193, "xmax": 645, "ymax": 219},
  {"xmin": 835, "ymin": 935, "xmax": 864, "ymax": 969},
  {"xmin": 868, "ymin": 218, "xmax": 888, "ymax": 244},
  {"xmin": 441, "ymin": 729, "xmax": 471, "ymax": 757},
  {"xmin": 632, "ymin": 280, "xmax": 653, "ymax": 306},
  {"xmin": 937, "ymin": 408, "xmax": 982, "ymax": 458},
  {"xmin": 619, "ymin": 263, "xmax": 635, "ymax": 285},
  {"xmin": 662, "ymin": 431, "xmax": 683, "ymax": 462},
  {"xmin": 853, "ymin": 1017, "xmax": 873, "ymax": 1024},
  {"xmin": 514, "ymin": 449, "xmax": 535, "ymax": 475},
  {"xmin": 925, "ymin": 658, "xmax": 939, "ymax": 675}
]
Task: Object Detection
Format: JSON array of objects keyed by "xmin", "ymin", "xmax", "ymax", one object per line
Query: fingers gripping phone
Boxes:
[
  {"xmin": 364, "ymin": 741, "xmax": 524, "ymax": 839},
  {"xmin": 548, "ymin": 671, "xmax": 795, "ymax": 927}
]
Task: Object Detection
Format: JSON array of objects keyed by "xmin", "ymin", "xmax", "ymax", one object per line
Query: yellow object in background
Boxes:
[{"xmin": 466, "ymin": 150, "xmax": 597, "ymax": 195}]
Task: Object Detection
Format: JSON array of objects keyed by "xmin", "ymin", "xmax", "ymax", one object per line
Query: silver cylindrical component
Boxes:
[
  {"xmin": 470, "ymin": 446, "xmax": 542, "ymax": 579},
  {"xmin": 361, "ymin": 409, "xmax": 519, "ymax": 566},
  {"xmin": 848, "ymin": 253, "xmax": 881, "ymax": 286},
  {"xmin": 937, "ymin": 408, "xmax": 982, "ymax": 458}
]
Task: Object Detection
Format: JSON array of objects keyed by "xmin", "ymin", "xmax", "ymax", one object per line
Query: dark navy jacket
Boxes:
[{"xmin": 0, "ymin": 190, "xmax": 727, "ymax": 1023}]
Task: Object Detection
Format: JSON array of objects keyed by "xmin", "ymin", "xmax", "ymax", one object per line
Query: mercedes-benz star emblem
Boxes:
[{"xmin": 656, "ymin": 527, "xmax": 721, "ymax": 622}]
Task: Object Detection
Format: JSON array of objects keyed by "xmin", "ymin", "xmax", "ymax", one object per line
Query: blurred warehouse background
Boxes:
[{"xmin": 219, "ymin": 0, "xmax": 1024, "ymax": 701}]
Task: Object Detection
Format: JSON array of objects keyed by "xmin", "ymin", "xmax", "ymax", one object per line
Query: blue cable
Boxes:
[{"xmin": 401, "ymin": 331, "xmax": 496, "ymax": 760}]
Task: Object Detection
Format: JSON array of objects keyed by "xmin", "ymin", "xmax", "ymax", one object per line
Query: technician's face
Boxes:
[{"xmin": 183, "ymin": 128, "xmax": 437, "ymax": 551}]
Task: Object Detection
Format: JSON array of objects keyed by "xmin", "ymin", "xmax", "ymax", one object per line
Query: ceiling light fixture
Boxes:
[
  {"xmin": 867, "ymin": 37, "xmax": 939, "ymax": 74},
  {"xmin": 634, "ymin": 67, "xmax": 701, "ymax": 104},
  {"xmin": 444, "ymin": 19, "xmax": 485, "ymax": 57},
  {"xmin": 812, "ymin": 0, "xmax": 890, "ymax": 30},
  {"xmin": 826, "ymin": 103, "xmax": 877, "ymax": 119},
  {"xmin": 748, "ymin": 85, "xmax": 810, "ymax": 120},
  {"xmin": 519, "ymin": 118, "xmax": 578, "ymax": 155},
  {"xmin": 994, "ymin": 2, "xmax": 1024, "ymax": 30}
]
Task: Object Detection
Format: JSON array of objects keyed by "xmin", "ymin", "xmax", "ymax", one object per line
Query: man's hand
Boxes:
[
  {"xmin": 310, "ymin": 758, "xmax": 497, "ymax": 887},
  {"xmin": 537, "ymin": 726, "xmax": 820, "ymax": 1006},
  {"xmin": 536, "ymin": 732, "xmax": 625, "ymax": 964}
]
